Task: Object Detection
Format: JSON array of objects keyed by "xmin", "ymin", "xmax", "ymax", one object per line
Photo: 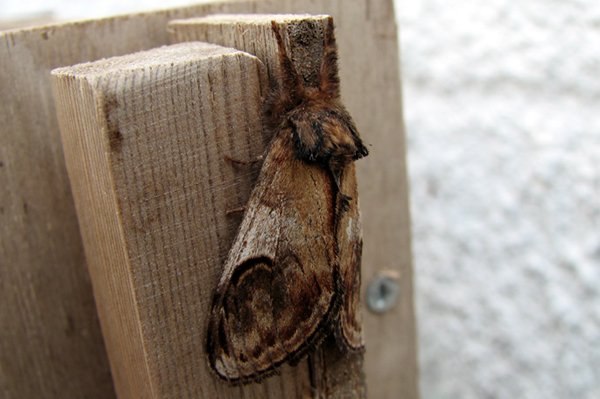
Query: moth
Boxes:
[{"xmin": 206, "ymin": 17, "xmax": 369, "ymax": 384}]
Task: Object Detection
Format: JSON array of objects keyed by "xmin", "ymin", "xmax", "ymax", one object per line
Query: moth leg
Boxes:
[
  {"xmin": 338, "ymin": 192, "xmax": 352, "ymax": 213},
  {"xmin": 330, "ymin": 164, "xmax": 352, "ymax": 213},
  {"xmin": 319, "ymin": 17, "xmax": 340, "ymax": 99},
  {"xmin": 223, "ymin": 153, "xmax": 260, "ymax": 217},
  {"xmin": 224, "ymin": 154, "xmax": 264, "ymax": 167},
  {"xmin": 226, "ymin": 206, "xmax": 246, "ymax": 216}
]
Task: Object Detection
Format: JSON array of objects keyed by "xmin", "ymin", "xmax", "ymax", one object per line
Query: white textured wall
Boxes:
[
  {"xmin": 396, "ymin": 1, "xmax": 600, "ymax": 398},
  {"xmin": 2, "ymin": 1, "xmax": 600, "ymax": 398}
]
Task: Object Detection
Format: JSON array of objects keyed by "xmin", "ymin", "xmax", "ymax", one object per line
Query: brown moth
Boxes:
[{"xmin": 206, "ymin": 17, "xmax": 368, "ymax": 384}]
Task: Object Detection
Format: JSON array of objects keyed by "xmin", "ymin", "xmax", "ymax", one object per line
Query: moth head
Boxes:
[{"xmin": 290, "ymin": 105, "xmax": 368, "ymax": 164}]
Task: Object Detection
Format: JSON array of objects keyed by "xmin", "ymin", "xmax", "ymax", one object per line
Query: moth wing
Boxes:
[
  {"xmin": 207, "ymin": 132, "xmax": 339, "ymax": 383},
  {"xmin": 336, "ymin": 163, "xmax": 364, "ymax": 350}
]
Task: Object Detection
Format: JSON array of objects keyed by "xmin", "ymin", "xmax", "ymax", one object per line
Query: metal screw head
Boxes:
[{"xmin": 366, "ymin": 272, "xmax": 400, "ymax": 314}]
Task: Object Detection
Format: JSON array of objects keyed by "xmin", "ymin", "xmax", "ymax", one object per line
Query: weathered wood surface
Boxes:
[{"xmin": 1, "ymin": 1, "xmax": 415, "ymax": 398}]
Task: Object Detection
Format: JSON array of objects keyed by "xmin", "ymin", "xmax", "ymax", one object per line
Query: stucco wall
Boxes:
[
  {"xmin": 2, "ymin": 1, "xmax": 599, "ymax": 397},
  {"xmin": 396, "ymin": 1, "xmax": 600, "ymax": 398}
]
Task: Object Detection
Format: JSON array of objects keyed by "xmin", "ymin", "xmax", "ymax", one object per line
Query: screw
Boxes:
[{"xmin": 366, "ymin": 272, "xmax": 400, "ymax": 314}]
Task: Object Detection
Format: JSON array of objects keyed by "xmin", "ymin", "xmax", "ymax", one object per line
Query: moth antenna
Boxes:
[
  {"xmin": 319, "ymin": 17, "xmax": 340, "ymax": 98},
  {"xmin": 271, "ymin": 21, "xmax": 303, "ymax": 102}
]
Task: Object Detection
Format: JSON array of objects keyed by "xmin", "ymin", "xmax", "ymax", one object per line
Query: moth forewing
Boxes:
[
  {"xmin": 207, "ymin": 132, "xmax": 339, "ymax": 383},
  {"xmin": 207, "ymin": 16, "xmax": 368, "ymax": 384}
]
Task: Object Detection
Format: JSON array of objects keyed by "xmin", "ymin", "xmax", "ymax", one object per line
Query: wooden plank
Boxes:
[
  {"xmin": 170, "ymin": 5, "xmax": 417, "ymax": 398},
  {"xmin": 1, "ymin": 0, "xmax": 415, "ymax": 397},
  {"xmin": 52, "ymin": 41, "xmax": 316, "ymax": 399}
]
